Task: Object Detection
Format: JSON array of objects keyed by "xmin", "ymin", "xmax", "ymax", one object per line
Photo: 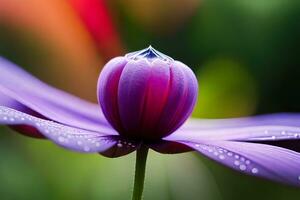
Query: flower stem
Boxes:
[{"xmin": 132, "ymin": 145, "xmax": 149, "ymax": 200}]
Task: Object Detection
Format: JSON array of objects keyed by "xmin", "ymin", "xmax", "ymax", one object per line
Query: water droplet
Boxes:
[
  {"xmin": 117, "ymin": 143, "xmax": 123, "ymax": 147},
  {"xmin": 95, "ymin": 142, "xmax": 100, "ymax": 147},
  {"xmin": 195, "ymin": 144, "xmax": 200, "ymax": 147},
  {"xmin": 234, "ymin": 160, "xmax": 240, "ymax": 166},
  {"xmin": 252, "ymin": 168, "xmax": 258, "ymax": 174},
  {"xmin": 298, "ymin": 176, "xmax": 300, "ymax": 181},
  {"xmin": 3, "ymin": 116, "xmax": 8, "ymax": 120},
  {"xmin": 239, "ymin": 165, "xmax": 247, "ymax": 171},
  {"xmin": 77, "ymin": 141, "xmax": 83, "ymax": 146},
  {"xmin": 219, "ymin": 155, "xmax": 225, "ymax": 160},
  {"xmin": 271, "ymin": 136, "xmax": 276, "ymax": 140},
  {"xmin": 83, "ymin": 146, "xmax": 90, "ymax": 152},
  {"xmin": 58, "ymin": 136, "xmax": 65, "ymax": 143},
  {"xmin": 235, "ymin": 155, "xmax": 239, "ymax": 159},
  {"xmin": 245, "ymin": 160, "xmax": 251, "ymax": 165},
  {"xmin": 227, "ymin": 152, "xmax": 233, "ymax": 157}
]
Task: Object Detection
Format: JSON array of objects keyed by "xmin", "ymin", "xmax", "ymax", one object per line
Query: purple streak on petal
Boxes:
[
  {"xmin": 117, "ymin": 59, "xmax": 152, "ymax": 136},
  {"xmin": 97, "ymin": 57, "xmax": 128, "ymax": 132},
  {"xmin": 0, "ymin": 106, "xmax": 118, "ymax": 153},
  {"xmin": 0, "ymin": 57, "xmax": 110, "ymax": 132},
  {"xmin": 177, "ymin": 139, "xmax": 300, "ymax": 187}
]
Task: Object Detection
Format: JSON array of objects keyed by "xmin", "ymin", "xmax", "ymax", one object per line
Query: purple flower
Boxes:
[
  {"xmin": 98, "ymin": 46, "xmax": 198, "ymax": 141},
  {"xmin": 1, "ymin": 46, "xmax": 300, "ymax": 198}
]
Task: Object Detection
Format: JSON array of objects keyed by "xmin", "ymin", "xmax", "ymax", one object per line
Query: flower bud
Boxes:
[{"xmin": 98, "ymin": 46, "xmax": 198, "ymax": 141}]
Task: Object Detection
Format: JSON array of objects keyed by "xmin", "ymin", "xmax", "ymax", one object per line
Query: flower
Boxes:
[
  {"xmin": 98, "ymin": 46, "xmax": 198, "ymax": 141},
  {"xmin": 1, "ymin": 46, "xmax": 300, "ymax": 198}
]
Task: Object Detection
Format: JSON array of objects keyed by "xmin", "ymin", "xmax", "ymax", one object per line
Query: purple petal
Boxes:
[
  {"xmin": 177, "ymin": 140, "xmax": 300, "ymax": 187},
  {"xmin": 168, "ymin": 114, "xmax": 300, "ymax": 146},
  {"xmin": 117, "ymin": 59, "xmax": 152, "ymax": 135},
  {"xmin": 97, "ymin": 57, "xmax": 127, "ymax": 132},
  {"xmin": 156, "ymin": 61, "xmax": 198, "ymax": 136},
  {"xmin": 183, "ymin": 113, "xmax": 300, "ymax": 130},
  {"xmin": 0, "ymin": 57, "xmax": 110, "ymax": 132},
  {"xmin": 0, "ymin": 106, "xmax": 120, "ymax": 153}
]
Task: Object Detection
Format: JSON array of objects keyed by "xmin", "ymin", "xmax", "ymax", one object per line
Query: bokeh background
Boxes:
[{"xmin": 0, "ymin": 0, "xmax": 300, "ymax": 199}]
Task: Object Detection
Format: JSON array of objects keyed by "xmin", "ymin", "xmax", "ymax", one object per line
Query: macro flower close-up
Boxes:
[{"xmin": 1, "ymin": 1, "xmax": 300, "ymax": 200}]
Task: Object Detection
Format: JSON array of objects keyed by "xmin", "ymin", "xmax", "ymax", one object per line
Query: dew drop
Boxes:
[
  {"xmin": 117, "ymin": 143, "xmax": 123, "ymax": 148},
  {"xmin": 239, "ymin": 165, "xmax": 247, "ymax": 171},
  {"xmin": 245, "ymin": 160, "xmax": 251, "ymax": 165},
  {"xmin": 95, "ymin": 142, "xmax": 100, "ymax": 147},
  {"xmin": 219, "ymin": 155, "xmax": 225, "ymax": 160},
  {"xmin": 58, "ymin": 136, "xmax": 65, "ymax": 143},
  {"xmin": 77, "ymin": 141, "xmax": 83, "ymax": 146},
  {"xmin": 252, "ymin": 168, "xmax": 258, "ymax": 174},
  {"xmin": 234, "ymin": 160, "xmax": 240, "ymax": 166},
  {"xmin": 83, "ymin": 146, "xmax": 90, "ymax": 152},
  {"xmin": 271, "ymin": 136, "xmax": 276, "ymax": 140}
]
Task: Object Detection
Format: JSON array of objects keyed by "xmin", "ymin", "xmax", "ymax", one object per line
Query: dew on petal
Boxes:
[
  {"xmin": 234, "ymin": 160, "xmax": 240, "ymax": 166},
  {"xmin": 239, "ymin": 164, "xmax": 247, "ymax": 171},
  {"xmin": 58, "ymin": 136, "xmax": 65, "ymax": 143},
  {"xmin": 252, "ymin": 168, "xmax": 259, "ymax": 174},
  {"xmin": 83, "ymin": 146, "xmax": 90, "ymax": 152},
  {"xmin": 117, "ymin": 143, "xmax": 123, "ymax": 147}
]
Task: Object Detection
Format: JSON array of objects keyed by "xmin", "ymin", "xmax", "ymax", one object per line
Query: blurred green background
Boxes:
[{"xmin": 0, "ymin": 0, "xmax": 300, "ymax": 199}]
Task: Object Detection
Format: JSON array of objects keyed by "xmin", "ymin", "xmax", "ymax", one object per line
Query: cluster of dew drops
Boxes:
[
  {"xmin": 192, "ymin": 143, "xmax": 260, "ymax": 175},
  {"xmin": 0, "ymin": 106, "xmax": 130, "ymax": 152}
]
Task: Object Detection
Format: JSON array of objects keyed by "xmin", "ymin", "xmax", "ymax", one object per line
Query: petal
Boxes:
[
  {"xmin": 117, "ymin": 59, "xmax": 152, "ymax": 135},
  {"xmin": 184, "ymin": 113, "xmax": 300, "ymax": 130},
  {"xmin": 0, "ymin": 106, "xmax": 119, "ymax": 153},
  {"xmin": 176, "ymin": 140, "xmax": 300, "ymax": 187},
  {"xmin": 140, "ymin": 59, "xmax": 171, "ymax": 138},
  {"xmin": 97, "ymin": 57, "xmax": 127, "ymax": 132},
  {"xmin": 168, "ymin": 114, "xmax": 300, "ymax": 150},
  {"xmin": 0, "ymin": 57, "xmax": 110, "ymax": 132},
  {"xmin": 150, "ymin": 140, "xmax": 193, "ymax": 154},
  {"xmin": 156, "ymin": 61, "xmax": 198, "ymax": 136}
]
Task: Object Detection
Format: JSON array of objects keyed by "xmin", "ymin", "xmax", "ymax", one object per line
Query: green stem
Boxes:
[{"xmin": 132, "ymin": 145, "xmax": 149, "ymax": 200}]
